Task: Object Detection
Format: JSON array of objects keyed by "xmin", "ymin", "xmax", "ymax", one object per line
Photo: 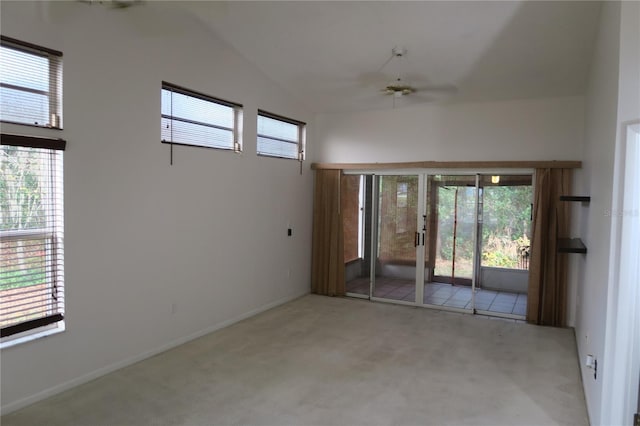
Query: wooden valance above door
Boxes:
[{"xmin": 312, "ymin": 160, "xmax": 582, "ymax": 170}]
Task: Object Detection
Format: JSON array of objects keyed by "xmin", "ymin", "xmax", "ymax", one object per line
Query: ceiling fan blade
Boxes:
[
  {"xmin": 77, "ymin": 0, "xmax": 144, "ymax": 9},
  {"xmin": 39, "ymin": 1, "xmax": 83, "ymax": 25},
  {"xmin": 110, "ymin": 0, "xmax": 145, "ymax": 9},
  {"xmin": 357, "ymin": 71, "xmax": 391, "ymax": 88},
  {"xmin": 413, "ymin": 84, "xmax": 459, "ymax": 94},
  {"xmin": 405, "ymin": 93, "xmax": 437, "ymax": 103}
]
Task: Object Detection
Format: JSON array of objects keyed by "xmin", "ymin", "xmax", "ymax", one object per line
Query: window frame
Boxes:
[
  {"xmin": 0, "ymin": 35, "xmax": 63, "ymax": 130},
  {"xmin": 257, "ymin": 109, "xmax": 306, "ymax": 161},
  {"xmin": 161, "ymin": 81, "xmax": 243, "ymax": 152},
  {"xmin": 0, "ymin": 134, "xmax": 66, "ymax": 347}
]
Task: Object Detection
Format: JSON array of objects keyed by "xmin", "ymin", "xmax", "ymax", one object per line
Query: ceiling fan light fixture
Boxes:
[
  {"xmin": 372, "ymin": 46, "xmax": 457, "ymax": 104},
  {"xmin": 379, "ymin": 47, "xmax": 418, "ymax": 97},
  {"xmin": 81, "ymin": 0, "xmax": 142, "ymax": 9},
  {"xmin": 392, "ymin": 46, "xmax": 407, "ymax": 57},
  {"xmin": 384, "ymin": 77, "xmax": 415, "ymax": 96}
]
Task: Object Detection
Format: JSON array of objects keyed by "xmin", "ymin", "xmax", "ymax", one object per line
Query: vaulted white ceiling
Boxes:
[
  {"xmin": 181, "ymin": 1, "xmax": 601, "ymax": 113},
  {"xmin": 46, "ymin": 1, "xmax": 601, "ymax": 113}
]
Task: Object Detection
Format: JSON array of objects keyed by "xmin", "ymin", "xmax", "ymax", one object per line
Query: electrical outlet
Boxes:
[{"xmin": 585, "ymin": 354, "xmax": 594, "ymax": 367}]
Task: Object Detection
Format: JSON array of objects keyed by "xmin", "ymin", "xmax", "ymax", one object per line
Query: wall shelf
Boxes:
[
  {"xmin": 560, "ymin": 195, "xmax": 591, "ymax": 203},
  {"xmin": 558, "ymin": 238, "xmax": 587, "ymax": 254},
  {"xmin": 559, "ymin": 195, "xmax": 590, "ymax": 253}
]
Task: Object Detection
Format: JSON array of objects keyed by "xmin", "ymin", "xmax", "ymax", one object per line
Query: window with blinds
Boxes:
[
  {"xmin": 0, "ymin": 36, "xmax": 63, "ymax": 129},
  {"xmin": 257, "ymin": 110, "xmax": 305, "ymax": 160},
  {"xmin": 161, "ymin": 82, "xmax": 243, "ymax": 151},
  {"xmin": 1, "ymin": 134, "xmax": 65, "ymax": 340}
]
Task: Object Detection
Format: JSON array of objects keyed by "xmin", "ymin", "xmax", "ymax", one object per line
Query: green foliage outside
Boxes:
[
  {"xmin": 0, "ymin": 267, "xmax": 45, "ymax": 291},
  {"xmin": 1, "ymin": 146, "xmax": 47, "ymax": 291},
  {"xmin": 435, "ymin": 180, "xmax": 532, "ymax": 277}
]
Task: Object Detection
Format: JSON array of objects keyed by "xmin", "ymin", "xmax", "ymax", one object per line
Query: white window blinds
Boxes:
[
  {"xmin": 161, "ymin": 82, "xmax": 242, "ymax": 151},
  {"xmin": 1, "ymin": 134, "xmax": 65, "ymax": 338},
  {"xmin": 257, "ymin": 110, "xmax": 305, "ymax": 160},
  {"xmin": 0, "ymin": 36, "xmax": 63, "ymax": 129}
]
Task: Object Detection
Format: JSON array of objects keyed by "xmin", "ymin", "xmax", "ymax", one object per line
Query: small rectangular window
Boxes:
[
  {"xmin": 161, "ymin": 82, "xmax": 242, "ymax": 152},
  {"xmin": 257, "ymin": 110, "xmax": 305, "ymax": 160},
  {"xmin": 0, "ymin": 36, "xmax": 63, "ymax": 129},
  {"xmin": 1, "ymin": 134, "xmax": 65, "ymax": 342}
]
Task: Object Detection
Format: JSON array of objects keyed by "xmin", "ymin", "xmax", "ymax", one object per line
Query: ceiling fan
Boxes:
[
  {"xmin": 40, "ymin": 1, "xmax": 221, "ymax": 38},
  {"xmin": 79, "ymin": 0, "xmax": 144, "ymax": 9},
  {"xmin": 378, "ymin": 47, "xmax": 457, "ymax": 100}
]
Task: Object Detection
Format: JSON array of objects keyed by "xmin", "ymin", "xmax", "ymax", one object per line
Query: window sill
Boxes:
[{"xmin": 0, "ymin": 323, "xmax": 65, "ymax": 350}]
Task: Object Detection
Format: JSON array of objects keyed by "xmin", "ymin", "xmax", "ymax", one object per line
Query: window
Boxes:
[
  {"xmin": 0, "ymin": 36, "xmax": 63, "ymax": 129},
  {"xmin": 396, "ymin": 182, "xmax": 408, "ymax": 233},
  {"xmin": 161, "ymin": 82, "xmax": 242, "ymax": 151},
  {"xmin": 257, "ymin": 110, "xmax": 305, "ymax": 160},
  {"xmin": 1, "ymin": 134, "xmax": 65, "ymax": 342}
]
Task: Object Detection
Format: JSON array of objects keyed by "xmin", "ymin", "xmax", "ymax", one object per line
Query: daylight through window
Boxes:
[
  {"xmin": 1, "ymin": 135, "xmax": 65, "ymax": 341},
  {"xmin": 0, "ymin": 36, "xmax": 62, "ymax": 129},
  {"xmin": 161, "ymin": 82, "xmax": 243, "ymax": 151},
  {"xmin": 257, "ymin": 110, "xmax": 305, "ymax": 160}
]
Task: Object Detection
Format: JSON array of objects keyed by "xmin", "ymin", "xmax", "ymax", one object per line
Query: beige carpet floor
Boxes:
[{"xmin": 2, "ymin": 294, "xmax": 588, "ymax": 425}]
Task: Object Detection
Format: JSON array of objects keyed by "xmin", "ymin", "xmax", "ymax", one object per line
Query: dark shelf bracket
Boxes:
[
  {"xmin": 560, "ymin": 195, "xmax": 591, "ymax": 203},
  {"xmin": 558, "ymin": 238, "xmax": 587, "ymax": 254}
]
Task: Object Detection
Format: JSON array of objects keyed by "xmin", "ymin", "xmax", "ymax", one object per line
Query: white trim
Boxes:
[
  {"xmin": 423, "ymin": 303, "xmax": 472, "ymax": 315},
  {"xmin": 357, "ymin": 175, "xmax": 365, "ymax": 259},
  {"xmin": 345, "ymin": 292, "xmax": 369, "ymax": 300},
  {"xmin": 471, "ymin": 174, "xmax": 480, "ymax": 310},
  {"xmin": 0, "ymin": 290, "xmax": 309, "ymax": 415},
  {"xmin": 371, "ymin": 296, "xmax": 417, "ymax": 307},
  {"xmin": 0, "ymin": 322, "xmax": 64, "ymax": 350},
  {"xmin": 475, "ymin": 310, "xmax": 525, "ymax": 321},
  {"xmin": 344, "ymin": 168, "xmax": 534, "ymax": 176},
  {"xmin": 601, "ymin": 120, "xmax": 640, "ymax": 425},
  {"xmin": 415, "ymin": 173, "xmax": 426, "ymax": 305}
]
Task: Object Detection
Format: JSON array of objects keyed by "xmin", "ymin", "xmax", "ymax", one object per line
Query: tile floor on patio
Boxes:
[{"xmin": 346, "ymin": 277, "xmax": 527, "ymax": 316}]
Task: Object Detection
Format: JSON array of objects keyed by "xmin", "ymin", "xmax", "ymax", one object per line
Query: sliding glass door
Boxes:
[
  {"xmin": 342, "ymin": 170, "xmax": 532, "ymax": 320},
  {"xmin": 475, "ymin": 174, "xmax": 532, "ymax": 316},
  {"xmin": 343, "ymin": 174, "xmax": 372, "ymax": 298},
  {"xmin": 424, "ymin": 175, "xmax": 478, "ymax": 311},
  {"xmin": 372, "ymin": 175, "xmax": 420, "ymax": 303}
]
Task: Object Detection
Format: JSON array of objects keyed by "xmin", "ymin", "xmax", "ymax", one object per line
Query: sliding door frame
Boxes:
[
  {"xmin": 344, "ymin": 168, "xmax": 533, "ymax": 318},
  {"xmin": 369, "ymin": 172, "xmax": 424, "ymax": 307}
]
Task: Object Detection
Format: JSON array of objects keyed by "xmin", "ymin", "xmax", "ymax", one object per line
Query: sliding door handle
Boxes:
[
  {"xmin": 415, "ymin": 232, "xmax": 420, "ymax": 247},
  {"xmin": 422, "ymin": 232, "xmax": 425, "ymax": 246}
]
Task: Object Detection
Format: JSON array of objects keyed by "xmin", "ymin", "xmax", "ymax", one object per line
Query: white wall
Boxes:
[
  {"xmin": 615, "ymin": 2, "xmax": 640, "ymax": 125},
  {"xmin": 573, "ymin": 2, "xmax": 621, "ymax": 424},
  {"xmin": 0, "ymin": 1, "xmax": 314, "ymax": 412},
  {"xmin": 316, "ymin": 96, "xmax": 585, "ymax": 163},
  {"xmin": 573, "ymin": 1, "xmax": 640, "ymax": 424},
  {"xmin": 600, "ymin": 1, "xmax": 640, "ymax": 424}
]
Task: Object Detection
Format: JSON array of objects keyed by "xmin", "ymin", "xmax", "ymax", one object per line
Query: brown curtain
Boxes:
[
  {"xmin": 527, "ymin": 168, "xmax": 572, "ymax": 326},
  {"xmin": 311, "ymin": 169, "xmax": 345, "ymax": 296}
]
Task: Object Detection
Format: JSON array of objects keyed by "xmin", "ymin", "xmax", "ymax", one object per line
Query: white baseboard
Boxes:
[{"xmin": 1, "ymin": 290, "xmax": 309, "ymax": 415}]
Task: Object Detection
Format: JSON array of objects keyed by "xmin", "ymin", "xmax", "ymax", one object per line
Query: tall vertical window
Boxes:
[
  {"xmin": 0, "ymin": 36, "xmax": 63, "ymax": 129},
  {"xmin": 396, "ymin": 182, "xmax": 409, "ymax": 233},
  {"xmin": 161, "ymin": 82, "xmax": 243, "ymax": 151},
  {"xmin": 257, "ymin": 110, "xmax": 305, "ymax": 160},
  {"xmin": 1, "ymin": 134, "xmax": 65, "ymax": 341}
]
